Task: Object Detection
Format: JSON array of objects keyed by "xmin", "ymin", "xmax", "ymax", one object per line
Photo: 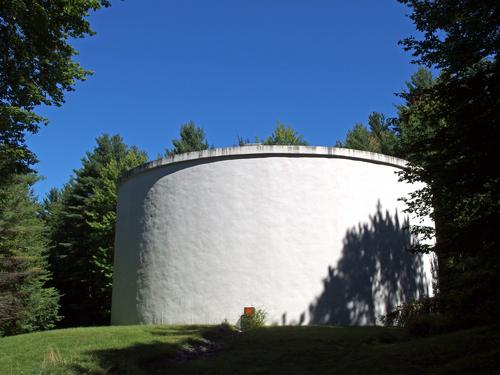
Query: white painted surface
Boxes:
[{"xmin": 111, "ymin": 146, "xmax": 433, "ymax": 326}]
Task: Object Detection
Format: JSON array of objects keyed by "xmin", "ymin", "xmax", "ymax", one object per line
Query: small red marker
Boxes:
[{"xmin": 244, "ymin": 307, "xmax": 255, "ymax": 316}]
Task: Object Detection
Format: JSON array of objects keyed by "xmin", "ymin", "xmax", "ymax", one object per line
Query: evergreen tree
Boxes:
[
  {"xmin": 166, "ymin": 121, "xmax": 209, "ymax": 156},
  {"xmin": 0, "ymin": 1, "xmax": 108, "ymax": 335},
  {"xmin": 338, "ymin": 123, "xmax": 372, "ymax": 151},
  {"xmin": 263, "ymin": 122, "xmax": 308, "ymax": 146},
  {"xmin": 0, "ymin": 174, "xmax": 60, "ymax": 336},
  {"xmin": 47, "ymin": 135, "xmax": 148, "ymax": 326},
  {"xmin": 338, "ymin": 112, "xmax": 399, "ymax": 157}
]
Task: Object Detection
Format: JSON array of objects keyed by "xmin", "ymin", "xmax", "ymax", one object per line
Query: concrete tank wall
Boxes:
[{"xmin": 111, "ymin": 146, "xmax": 434, "ymax": 326}]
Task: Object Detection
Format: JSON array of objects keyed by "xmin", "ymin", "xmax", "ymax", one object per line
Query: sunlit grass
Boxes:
[{"xmin": 0, "ymin": 324, "xmax": 498, "ymax": 374}]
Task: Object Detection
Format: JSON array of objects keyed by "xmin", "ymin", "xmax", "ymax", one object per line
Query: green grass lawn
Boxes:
[{"xmin": 0, "ymin": 324, "xmax": 499, "ymax": 374}]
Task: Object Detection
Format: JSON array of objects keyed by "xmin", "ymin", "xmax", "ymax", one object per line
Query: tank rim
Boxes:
[{"xmin": 120, "ymin": 145, "xmax": 407, "ymax": 184}]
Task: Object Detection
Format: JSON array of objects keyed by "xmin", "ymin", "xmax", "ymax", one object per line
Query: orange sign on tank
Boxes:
[{"xmin": 244, "ymin": 307, "xmax": 255, "ymax": 316}]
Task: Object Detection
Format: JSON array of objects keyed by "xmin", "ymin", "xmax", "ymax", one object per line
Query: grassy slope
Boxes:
[{"xmin": 0, "ymin": 325, "xmax": 499, "ymax": 375}]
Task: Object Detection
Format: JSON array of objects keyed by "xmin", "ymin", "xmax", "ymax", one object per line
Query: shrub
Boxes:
[
  {"xmin": 380, "ymin": 295, "xmax": 457, "ymax": 337},
  {"xmin": 379, "ymin": 296, "xmax": 440, "ymax": 327},
  {"xmin": 239, "ymin": 308, "xmax": 267, "ymax": 331},
  {"xmin": 405, "ymin": 314, "xmax": 454, "ymax": 337}
]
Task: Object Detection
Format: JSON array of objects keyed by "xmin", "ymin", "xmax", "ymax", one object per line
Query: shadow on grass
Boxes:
[
  {"xmin": 147, "ymin": 325, "xmax": 205, "ymax": 337},
  {"xmin": 72, "ymin": 341, "xmax": 180, "ymax": 374},
  {"xmin": 69, "ymin": 325, "xmax": 236, "ymax": 375}
]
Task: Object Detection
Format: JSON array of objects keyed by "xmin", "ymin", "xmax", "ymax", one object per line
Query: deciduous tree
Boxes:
[
  {"xmin": 397, "ymin": 0, "xmax": 500, "ymax": 325},
  {"xmin": 0, "ymin": 0, "xmax": 110, "ymax": 179},
  {"xmin": 1, "ymin": 2, "xmax": 109, "ymax": 332}
]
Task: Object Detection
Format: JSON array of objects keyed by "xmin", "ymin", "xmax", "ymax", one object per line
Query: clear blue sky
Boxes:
[{"xmin": 28, "ymin": 0, "xmax": 420, "ymax": 199}]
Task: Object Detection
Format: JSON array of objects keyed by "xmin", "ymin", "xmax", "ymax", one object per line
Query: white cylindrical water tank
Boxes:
[{"xmin": 111, "ymin": 146, "xmax": 433, "ymax": 326}]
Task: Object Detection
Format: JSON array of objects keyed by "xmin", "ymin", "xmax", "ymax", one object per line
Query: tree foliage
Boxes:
[
  {"xmin": 397, "ymin": 0, "xmax": 500, "ymax": 325},
  {"xmin": 0, "ymin": 0, "xmax": 110, "ymax": 179},
  {"xmin": 166, "ymin": 121, "xmax": 209, "ymax": 156},
  {"xmin": 0, "ymin": 0, "xmax": 108, "ymax": 335},
  {"xmin": 394, "ymin": 67, "xmax": 436, "ymax": 254},
  {"xmin": 0, "ymin": 174, "xmax": 60, "ymax": 336},
  {"xmin": 46, "ymin": 134, "xmax": 147, "ymax": 326},
  {"xmin": 263, "ymin": 122, "xmax": 308, "ymax": 146},
  {"xmin": 337, "ymin": 112, "xmax": 399, "ymax": 156},
  {"xmin": 399, "ymin": 0, "xmax": 499, "ymax": 74}
]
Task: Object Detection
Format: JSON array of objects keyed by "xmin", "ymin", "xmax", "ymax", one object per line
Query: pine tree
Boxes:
[
  {"xmin": 0, "ymin": 174, "xmax": 60, "ymax": 336},
  {"xmin": 263, "ymin": 122, "xmax": 308, "ymax": 146},
  {"xmin": 338, "ymin": 112, "xmax": 399, "ymax": 157},
  {"xmin": 47, "ymin": 135, "xmax": 148, "ymax": 326},
  {"xmin": 166, "ymin": 121, "xmax": 209, "ymax": 156}
]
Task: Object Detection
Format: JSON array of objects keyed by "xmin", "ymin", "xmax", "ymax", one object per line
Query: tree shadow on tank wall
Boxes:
[{"xmin": 308, "ymin": 201, "xmax": 430, "ymax": 326}]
